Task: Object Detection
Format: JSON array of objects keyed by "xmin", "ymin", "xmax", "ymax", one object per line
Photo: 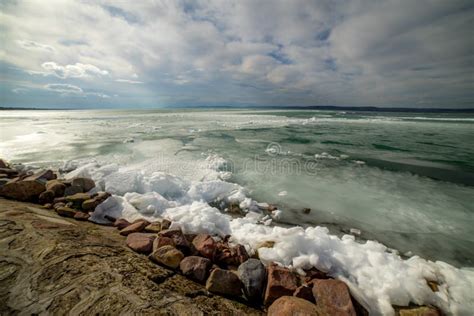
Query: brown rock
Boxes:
[
  {"xmin": 0, "ymin": 159, "xmax": 8, "ymax": 168},
  {"xmin": 180, "ymin": 256, "xmax": 212, "ymax": 283},
  {"xmin": 53, "ymin": 202, "xmax": 66, "ymax": 210},
  {"xmin": 303, "ymin": 208, "xmax": 311, "ymax": 214},
  {"xmin": 216, "ymin": 243, "xmax": 249, "ymax": 267},
  {"xmin": 161, "ymin": 219, "xmax": 171, "ymax": 230},
  {"xmin": 0, "ymin": 180, "xmax": 45, "ymax": 201},
  {"xmin": 46, "ymin": 180, "xmax": 66, "ymax": 197},
  {"xmin": 153, "ymin": 236, "xmax": 175, "ymax": 252},
  {"xmin": 120, "ymin": 220, "xmax": 149, "ymax": 236},
  {"xmin": 264, "ymin": 264, "xmax": 299, "ymax": 307},
  {"xmin": 426, "ymin": 280, "xmax": 439, "ymax": 292},
  {"xmin": 71, "ymin": 177, "xmax": 95, "ymax": 192},
  {"xmin": 206, "ymin": 268, "xmax": 242, "ymax": 297},
  {"xmin": 159, "ymin": 229, "xmax": 191, "ymax": 254},
  {"xmin": 126, "ymin": 233, "xmax": 156, "ymax": 254},
  {"xmin": 144, "ymin": 222, "xmax": 161, "ymax": 233},
  {"xmin": 114, "ymin": 218, "xmax": 131, "ymax": 230},
  {"xmin": 268, "ymin": 296, "xmax": 320, "ymax": 316},
  {"xmin": 53, "ymin": 197, "xmax": 67, "ymax": 204},
  {"xmin": 43, "ymin": 203, "xmax": 53, "ymax": 209},
  {"xmin": 55, "ymin": 206, "xmax": 77, "ymax": 218},
  {"xmin": 303, "ymin": 267, "xmax": 329, "ymax": 282},
  {"xmin": 312, "ymin": 279, "xmax": 356, "ymax": 316},
  {"xmin": 64, "ymin": 185, "xmax": 83, "ymax": 196},
  {"xmin": 398, "ymin": 306, "xmax": 441, "ymax": 316},
  {"xmin": 192, "ymin": 234, "xmax": 217, "ymax": 260},
  {"xmin": 293, "ymin": 283, "xmax": 315, "ymax": 303},
  {"xmin": 38, "ymin": 190, "xmax": 55, "ymax": 204},
  {"xmin": 82, "ymin": 198, "xmax": 99, "ymax": 211},
  {"xmin": 74, "ymin": 212, "xmax": 90, "ymax": 221},
  {"xmin": 24, "ymin": 170, "xmax": 56, "ymax": 182},
  {"xmin": 149, "ymin": 245, "xmax": 184, "ymax": 269},
  {"xmin": 0, "ymin": 168, "xmax": 18, "ymax": 177}
]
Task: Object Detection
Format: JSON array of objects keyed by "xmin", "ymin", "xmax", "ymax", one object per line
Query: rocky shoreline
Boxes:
[{"xmin": 0, "ymin": 159, "xmax": 443, "ymax": 315}]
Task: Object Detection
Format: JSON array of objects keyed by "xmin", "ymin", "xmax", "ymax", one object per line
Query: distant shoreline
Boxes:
[{"xmin": 1, "ymin": 105, "xmax": 473, "ymax": 113}]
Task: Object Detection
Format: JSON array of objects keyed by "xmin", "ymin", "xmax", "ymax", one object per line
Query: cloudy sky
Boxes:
[{"xmin": 1, "ymin": 0, "xmax": 473, "ymax": 108}]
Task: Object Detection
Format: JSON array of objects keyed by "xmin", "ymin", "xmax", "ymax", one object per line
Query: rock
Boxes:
[
  {"xmin": 53, "ymin": 197, "xmax": 67, "ymax": 204},
  {"xmin": 0, "ymin": 180, "xmax": 46, "ymax": 201},
  {"xmin": 237, "ymin": 259, "xmax": 267, "ymax": 302},
  {"xmin": 94, "ymin": 191, "xmax": 111, "ymax": 201},
  {"xmin": 192, "ymin": 234, "xmax": 217, "ymax": 260},
  {"xmin": 114, "ymin": 218, "xmax": 131, "ymax": 230},
  {"xmin": 426, "ymin": 280, "xmax": 439, "ymax": 292},
  {"xmin": 0, "ymin": 168, "xmax": 19, "ymax": 177},
  {"xmin": 149, "ymin": 245, "xmax": 184, "ymax": 269},
  {"xmin": 153, "ymin": 237, "xmax": 175, "ymax": 252},
  {"xmin": 293, "ymin": 283, "xmax": 315, "ymax": 303},
  {"xmin": 120, "ymin": 220, "xmax": 150, "ymax": 236},
  {"xmin": 398, "ymin": 306, "xmax": 441, "ymax": 316},
  {"xmin": 161, "ymin": 219, "xmax": 171, "ymax": 230},
  {"xmin": 0, "ymin": 159, "xmax": 8, "ymax": 168},
  {"xmin": 64, "ymin": 185, "xmax": 83, "ymax": 196},
  {"xmin": 264, "ymin": 264, "xmax": 299, "ymax": 307},
  {"xmin": 71, "ymin": 177, "xmax": 95, "ymax": 192},
  {"xmin": 66, "ymin": 193, "xmax": 91, "ymax": 209},
  {"xmin": 38, "ymin": 190, "xmax": 55, "ymax": 204},
  {"xmin": 216, "ymin": 243, "xmax": 249, "ymax": 267},
  {"xmin": 144, "ymin": 222, "xmax": 162, "ymax": 233},
  {"xmin": 268, "ymin": 296, "xmax": 320, "ymax": 316},
  {"xmin": 0, "ymin": 178, "xmax": 9, "ymax": 187},
  {"xmin": 159, "ymin": 229, "xmax": 191, "ymax": 254},
  {"xmin": 312, "ymin": 279, "xmax": 356, "ymax": 316},
  {"xmin": 55, "ymin": 206, "xmax": 77, "ymax": 218},
  {"xmin": 180, "ymin": 256, "xmax": 212, "ymax": 283},
  {"xmin": 126, "ymin": 233, "xmax": 156, "ymax": 254},
  {"xmin": 206, "ymin": 268, "xmax": 242, "ymax": 297},
  {"xmin": 24, "ymin": 170, "xmax": 56, "ymax": 183},
  {"xmin": 43, "ymin": 203, "xmax": 53, "ymax": 209},
  {"xmin": 74, "ymin": 212, "xmax": 90, "ymax": 221},
  {"xmin": 53, "ymin": 202, "xmax": 66, "ymax": 210},
  {"xmin": 46, "ymin": 180, "xmax": 66, "ymax": 197},
  {"xmin": 82, "ymin": 198, "xmax": 99, "ymax": 211},
  {"xmin": 303, "ymin": 267, "xmax": 329, "ymax": 282},
  {"xmin": 303, "ymin": 208, "xmax": 311, "ymax": 214}
]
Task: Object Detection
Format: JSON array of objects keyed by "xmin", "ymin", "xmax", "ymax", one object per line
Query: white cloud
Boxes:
[
  {"xmin": 115, "ymin": 79, "xmax": 143, "ymax": 84},
  {"xmin": 40, "ymin": 62, "xmax": 109, "ymax": 79},
  {"xmin": 44, "ymin": 83, "xmax": 83, "ymax": 95},
  {"xmin": 16, "ymin": 40, "xmax": 55, "ymax": 52}
]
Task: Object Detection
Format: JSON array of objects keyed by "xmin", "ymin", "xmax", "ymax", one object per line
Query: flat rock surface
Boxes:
[{"xmin": 0, "ymin": 198, "xmax": 263, "ymax": 315}]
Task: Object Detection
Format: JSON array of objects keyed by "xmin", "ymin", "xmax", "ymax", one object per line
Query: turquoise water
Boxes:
[{"xmin": 1, "ymin": 109, "xmax": 473, "ymax": 266}]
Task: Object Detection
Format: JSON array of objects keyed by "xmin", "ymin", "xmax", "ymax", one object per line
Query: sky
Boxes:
[{"xmin": 0, "ymin": 0, "xmax": 473, "ymax": 109}]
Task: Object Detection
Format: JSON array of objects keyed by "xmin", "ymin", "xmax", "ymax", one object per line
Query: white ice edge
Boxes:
[{"xmin": 66, "ymin": 156, "xmax": 473, "ymax": 316}]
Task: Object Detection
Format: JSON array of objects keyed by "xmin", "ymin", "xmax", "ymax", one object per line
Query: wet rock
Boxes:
[
  {"xmin": 192, "ymin": 234, "xmax": 217, "ymax": 260},
  {"xmin": 302, "ymin": 208, "xmax": 311, "ymax": 214},
  {"xmin": 126, "ymin": 233, "xmax": 156, "ymax": 254},
  {"xmin": 161, "ymin": 219, "xmax": 172, "ymax": 230},
  {"xmin": 149, "ymin": 245, "xmax": 184, "ymax": 269},
  {"xmin": 53, "ymin": 197, "xmax": 67, "ymax": 204},
  {"xmin": 0, "ymin": 159, "xmax": 8, "ymax": 168},
  {"xmin": 0, "ymin": 168, "xmax": 19, "ymax": 177},
  {"xmin": 24, "ymin": 170, "xmax": 56, "ymax": 183},
  {"xmin": 74, "ymin": 212, "xmax": 90, "ymax": 221},
  {"xmin": 293, "ymin": 283, "xmax": 315, "ymax": 303},
  {"xmin": 159, "ymin": 229, "xmax": 191, "ymax": 254},
  {"xmin": 38, "ymin": 190, "xmax": 55, "ymax": 204},
  {"xmin": 398, "ymin": 306, "xmax": 441, "ymax": 316},
  {"xmin": 64, "ymin": 185, "xmax": 83, "ymax": 196},
  {"xmin": 426, "ymin": 280, "xmax": 439, "ymax": 292},
  {"xmin": 114, "ymin": 218, "xmax": 131, "ymax": 230},
  {"xmin": 206, "ymin": 268, "xmax": 242, "ymax": 297},
  {"xmin": 144, "ymin": 222, "xmax": 162, "ymax": 233},
  {"xmin": 312, "ymin": 279, "xmax": 356, "ymax": 316},
  {"xmin": 180, "ymin": 256, "xmax": 212, "ymax": 283},
  {"xmin": 43, "ymin": 203, "xmax": 53, "ymax": 209},
  {"xmin": 55, "ymin": 206, "xmax": 77, "ymax": 218},
  {"xmin": 0, "ymin": 180, "xmax": 45, "ymax": 201},
  {"xmin": 237, "ymin": 259, "xmax": 266, "ymax": 302},
  {"xmin": 119, "ymin": 220, "xmax": 149, "ymax": 236},
  {"xmin": 0, "ymin": 178, "xmax": 9, "ymax": 187},
  {"xmin": 268, "ymin": 296, "xmax": 320, "ymax": 316},
  {"xmin": 65, "ymin": 193, "xmax": 90, "ymax": 209},
  {"xmin": 71, "ymin": 177, "xmax": 95, "ymax": 192},
  {"xmin": 53, "ymin": 202, "xmax": 66, "ymax": 210},
  {"xmin": 153, "ymin": 236, "xmax": 175, "ymax": 252},
  {"xmin": 264, "ymin": 264, "xmax": 299, "ymax": 307},
  {"xmin": 46, "ymin": 180, "xmax": 66, "ymax": 197},
  {"xmin": 82, "ymin": 198, "xmax": 99, "ymax": 211},
  {"xmin": 303, "ymin": 267, "xmax": 329, "ymax": 282}
]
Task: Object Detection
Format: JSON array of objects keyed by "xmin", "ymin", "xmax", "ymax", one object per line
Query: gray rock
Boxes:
[
  {"xmin": 206, "ymin": 268, "xmax": 242, "ymax": 297},
  {"xmin": 180, "ymin": 256, "xmax": 212, "ymax": 283},
  {"xmin": 237, "ymin": 259, "xmax": 267, "ymax": 302},
  {"xmin": 64, "ymin": 185, "xmax": 83, "ymax": 196},
  {"xmin": 71, "ymin": 177, "xmax": 95, "ymax": 192}
]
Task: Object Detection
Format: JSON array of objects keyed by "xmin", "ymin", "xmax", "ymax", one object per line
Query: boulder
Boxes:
[
  {"xmin": 65, "ymin": 193, "xmax": 91, "ymax": 209},
  {"xmin": 0, "ymin": 180, "xmax": 45, "ymax": 201},
  {"xmin": 192, "ymin": 234, "xmax": 217, "ymax": 260},
  {"xmin": 268, "ymin": 296, "xmax": 320, "ymax": 316},
  {"xmin": 0, "ymin": 159, "xmax": 8, "ymax": 168},
  {"xmin": 153, "ymin": 236, "xmax": 175, "ymax": 252},
  {"xmin": 398, "ymin": 306, "xmax": 441, "ymax": 316},
  {"xmin": 0, "ymin": 168, "xmax": 18, "ymax": 177},
  {"xmin": 53, "ymin": 202, "xmax": 66, "ymax": 210},
  {"xmin": 180, "ymin": 256, "xmax": 212, "ymax": 283},
  {"xmin": 114, "ymin": 218, "xmax": 131, "ymax": 230},
  {"xmin": 0, "ymin": 178, "xmax": 9, "ymax": 187},
  {"xmin": 237, "ymin": 259, "xmax": 267, "ymax": 302},
  {"xmin": 312, "ymin": 279, "xmax": 356, "ymax": 316},
  {"xmin": 126, "ymin": 233, "xmax": 156, "ymax": 254},
  {"xmin": 206, "ymin": 268, "xmax": 242, "ymax": 297},
  {"xmin": 216, "ymin": 243, "xmax": 249, "ymax": 267},
  {"xmin": 46, "ymin": 180, "xmax": 66, "ymax": 197},
  {"xmin": 119, "ymin": 220, "xmax": 149, "ymax": 236},
  {"xmin": 161, "ymin": 219, "xmax": 171, "ymax": 230},
  {"xmin": 71, "ymin": 177, "xmax": 95, "ymax": 192},
  {"xmin": 82, "ymin": 198, "xmax": 99, "ymax": 211},
  {"xmin": 55, "ymin": 206, "xmax": 77, "ymax": 218},
  {"xmin": 64, "ymin": 185, "xmax": 83, "ymax": 196},
  {"xmin": 149, "ymin": 245, "xmax": 184, "ymax": 269},
  {"xmin": 74, "ymin": 212, "xmax": 90, "ymax": 221},
  {"xmin": 264, "ymin": 264, "xmax": 299, "ymax": 307},
  {"xmin": 38, "ymin": 190, "xmax": 55, "ymax": 204},
  {"xmin": 24, "ymin": 170, "xmax": 56, "ymax": 183},
  {"xmin": 159, "ymin": 229, "xmax": 191, "ymax": 254},
  {"xmin": 144, "ymin": 222, "xmax": 162, "ymax": 233},
  {"xmin": 293, "ymin": 283, "xmax": 315, "ymax": 303}
]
